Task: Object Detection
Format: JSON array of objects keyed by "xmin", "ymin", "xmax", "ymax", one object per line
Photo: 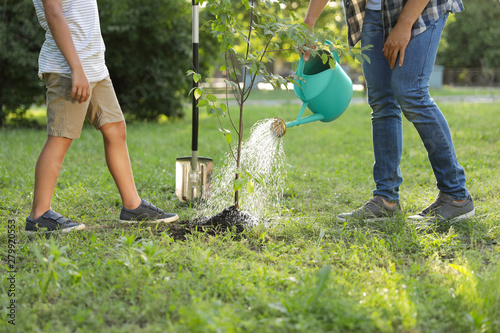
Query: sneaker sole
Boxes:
[
  {"xmin": 409, "ymin": 208, "xmax": 476, "ymax": 226},
  {"xmin": 336, "ymin": 215, "xmax": 394, "ymax": 223},
  {"xmin": 25, "ymin": 223, "xmax": 86, "ymax": 234},
  {"xmin": 118, "ymin": 215, "xmax": 179, "ymax": 224}
]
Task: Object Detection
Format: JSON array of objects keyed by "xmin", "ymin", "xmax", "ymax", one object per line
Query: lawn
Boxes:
[{"xmin": 1, "ymin": 100, "xmax": 499, "ymax": 332}]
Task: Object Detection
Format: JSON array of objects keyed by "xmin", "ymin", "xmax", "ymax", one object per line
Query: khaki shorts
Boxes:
[{"xmin": 43, "ymin": 73, "xmax": 125, "ymax": 139}]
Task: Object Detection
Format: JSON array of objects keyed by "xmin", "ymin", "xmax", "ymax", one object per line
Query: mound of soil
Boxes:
[
  {"xmin": 190, "ymin": 206, "xmax": 258, "ymax": 230},
  {"xmin": 159, "ymin": 206, "xmax": 259, "ymax": 240}
]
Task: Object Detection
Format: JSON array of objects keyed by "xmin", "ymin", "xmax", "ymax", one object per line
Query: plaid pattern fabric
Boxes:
[{"xmin": 344, "ymin": 0, "xmax": 465, "ymax": 47}]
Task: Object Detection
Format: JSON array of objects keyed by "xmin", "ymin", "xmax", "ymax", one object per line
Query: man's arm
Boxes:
[
  {"xmin": 382, "ymin": 0, "xmax": 431, "ymax": 69},
  {"xmin": 304, "ymin": 0, "xmax": 330, "ymax": 29},
  {"xmin": 42, "ymin": 0, "xmax": 90, "ymax": 103},
  {"xmin": 302, "ymin": 0, "xmax": 330, "ymax": 60}
]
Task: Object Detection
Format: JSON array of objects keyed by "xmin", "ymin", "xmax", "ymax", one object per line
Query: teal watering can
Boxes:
[{"xmin": 271, "ymin": 50, "xmax": 353, "ymax": 137}]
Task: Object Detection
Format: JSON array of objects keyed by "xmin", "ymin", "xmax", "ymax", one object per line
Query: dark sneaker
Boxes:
[
  {"xmin": 119, "ymin": 199, "xmax": 179, "ymax": 223},
  {"xmin": 337, "ymin": 196, "xmax": 401, "ymax": 222},
  {"xmin": 408, "ymin": 192, "xmax": 475, "ymax": 225},
  {"xmin": 25, "ymin": 210, "xmax": 85, "ymax": 234}
]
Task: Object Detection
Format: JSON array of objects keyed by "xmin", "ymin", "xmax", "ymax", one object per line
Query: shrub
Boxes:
[
  {"xmin": 0, "ymin": 0, "xmax": 45, "ymax": 126},
  {"xmin": 0, "ymin": 0, "xmax": 218, "ymax": 125},
  {"xmin": 99, "ymin": 0, "xmax": 217, "ymax": 121},
  {"xmin": 439, "ymin": 0, "xmax": 500, "ymax": 68}
]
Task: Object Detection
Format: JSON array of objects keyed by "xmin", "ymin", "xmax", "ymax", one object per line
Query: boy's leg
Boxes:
[
  {"xmin": 90, "ymin": 77, "xmax": 178, "ymax": 223},
  {"xmin": 100, "ymin": 121, "xmax": 141, "ymax": 209},
  {"xmin": 30, "ymin": 136, "xmax": 72, "ymax": 219},
  {"xmin": 27, "ymin": 73, "xmax": 89, "ymax": 232}
]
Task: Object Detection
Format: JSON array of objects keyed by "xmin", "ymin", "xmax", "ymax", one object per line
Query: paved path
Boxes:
[{"xmin": 228, "ymin": 94, "xmax": 500, "ymax": 106}]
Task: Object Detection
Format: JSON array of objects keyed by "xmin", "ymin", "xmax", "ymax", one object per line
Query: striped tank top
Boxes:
[{"xmin": 33, "ymin": 0, "xmax": 109, "ymax": 82}]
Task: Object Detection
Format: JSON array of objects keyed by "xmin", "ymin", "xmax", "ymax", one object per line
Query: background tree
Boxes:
[
  {"xmin": 0, "ymin": 0, "xmax": 45, "ymax": 126},
  {"xmin": 439, "ymin": 0, "xmax": 500, "ymax": 68},
  {"xmin": 0, "ymin": 0, "xmax": 218, "ymax": 125},
  {"xmin": 99, "ymin": 0, "xmax": 218, "ymax": 121}
]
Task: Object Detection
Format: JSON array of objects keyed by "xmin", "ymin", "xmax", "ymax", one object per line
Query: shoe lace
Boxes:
[
  {"xmin": 364, "ymin": 199, "xmax": 378, "ymax": 212},
  {"xmin": 145, "ymin": 201, "xmax": 164, "ymax": 214},
  {"xmin": 421, "ymin": 196, "xmax": 446, "ymax": 216},
  {"xmin": 360, "ymin": 197, "xmax": 382, "ymax": 214}
]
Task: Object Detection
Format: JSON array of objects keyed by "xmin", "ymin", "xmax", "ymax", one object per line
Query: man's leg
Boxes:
[
  {"xmin": 336, "ymin": 9, "xmax": 404, "ymax": 222},
  {"xmin": 29, "ymin": 136, "xmax": 73, "ymax": 219},
  {"xmin": 391, "ymin": 14, "xmax": 469, "ymax": 201},
  {"xmin": 100, "ymin": 121, "xmax": 141, "ymax": 210},
  {"xmin": 390, "ymin": 14, "xmax": 473, "ymax": 223},
  {"xmin": 362, "ymin": 9, "xmax": 404, "ymax": 203}
]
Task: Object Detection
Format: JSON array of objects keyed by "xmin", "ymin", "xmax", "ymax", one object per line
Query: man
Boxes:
[{"xmin": 303, "ymin": 0, "xmax": 474, "ymax": 225}]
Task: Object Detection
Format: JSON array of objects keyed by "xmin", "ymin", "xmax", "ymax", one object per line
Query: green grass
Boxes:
[{"xmin": 1, "ymin": 100, "xmax": 500, "ymax": 332}]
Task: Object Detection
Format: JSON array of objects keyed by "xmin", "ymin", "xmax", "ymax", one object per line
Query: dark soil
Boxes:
[
  {"xmin": 84, "ymin": 206, "xmax": 258, "ymax": 241},
  {"xmin": 161, "ymin": 206, "xmax": 258, "ymax": 240}
]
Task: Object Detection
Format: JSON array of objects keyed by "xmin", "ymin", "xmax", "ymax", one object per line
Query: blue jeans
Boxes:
[{"xmin": 361, "ymin": 9, "xmax": 469, "ymax": 202}]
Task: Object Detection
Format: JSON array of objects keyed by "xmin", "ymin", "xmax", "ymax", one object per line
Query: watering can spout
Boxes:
[
  {"xmin": 286, "ymin": 113, "xmax": 325, "ymax": 129},
  {"xmin": 270, "ymin": 112, "xmax": 325, "ymax": 138}
]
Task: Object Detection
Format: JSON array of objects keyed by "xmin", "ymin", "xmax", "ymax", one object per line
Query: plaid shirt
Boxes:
[{"xmin": 343, "ymin": 0, "xmax": 465, "ymax": 47}]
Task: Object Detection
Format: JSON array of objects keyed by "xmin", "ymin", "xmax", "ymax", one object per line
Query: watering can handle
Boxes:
[{"xmin": 297, "ymin": 46, "xmax": 341, "ymax": 75}]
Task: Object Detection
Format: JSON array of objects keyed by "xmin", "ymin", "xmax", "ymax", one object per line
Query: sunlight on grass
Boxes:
[{"xmin": 1, "ymin": 100, "xmax": 499, "ymax": 332}]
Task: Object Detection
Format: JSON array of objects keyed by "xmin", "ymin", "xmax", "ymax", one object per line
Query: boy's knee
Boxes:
[{"xmin": 101, "ymin": 121, "xmax": 127, "ymax": 141}]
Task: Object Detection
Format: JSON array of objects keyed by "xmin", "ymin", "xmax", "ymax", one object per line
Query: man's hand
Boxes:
[
  {"xmin": 301, "ymin": 41, "xmax": 317, "ymax": 62},
  {"xmin": 382, "ymin": 24, "xmax": 411, "ymax": 69},
  {"xmin": 382, "ymin": 0, "xmax": 431, "ymax": 69},
  {"xmin": 302, "ymin": 0, "xmax": 329, "ymax": 61},
  {"xmin": 71, "ymin": 68, "xmax": 90, "ymax": 103}
]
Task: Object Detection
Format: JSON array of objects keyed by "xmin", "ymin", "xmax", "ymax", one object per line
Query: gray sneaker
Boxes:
[
  {"xmin": 25, "ymin": 210, "xmax": 85, "ymax": 234},
  {"xmin": 337, "ymin": 196, "xmax": 401, "ymax": 222},
  {"xmin": 119, "ymin": 199, "xmax": 179, "ymax": 223},
  {"xmin": 408, "ymin": 192, "xmax": 475, "ymax": 225}
]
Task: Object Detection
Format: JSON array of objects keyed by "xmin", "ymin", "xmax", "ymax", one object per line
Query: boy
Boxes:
[{"xmin": 26, "ymin": 0, "xmax": 178, "ymax": 233}]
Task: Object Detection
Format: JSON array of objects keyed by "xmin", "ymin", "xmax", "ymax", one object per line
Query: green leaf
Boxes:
[
  {"xmin": 362, "ymin": 53, "xmax": 371, "ymax": 64},
  {"xmin": 197, "ymin": 99, "xmax": 208, "ymax": 108},
  {"xmin": 254, "ymin": 173, "xmax": 265, "ymax": 187},
  {"xmin": 355, "ymin": 53, "xmax": 365, "ymax": 64},
  {"xmin": 193, "ymin": 73, "xmax": 202, "ymax": 83},
  {"xmin": 225, "ymin": 133, "xmax": 232, "ymax": 144},
  {"xmin": 214, "ymin": 107, "xmax": 224, "ymax": 116},
  {"xmin": 194, "ymin": 88, "xmax": 202, "ymax": 100},
  {"xmin": 250, "ymin": 63, "xmax": 258, "ymax": 74},
  {"xmin": 321, "ymin": 53, "xmax": 328, "ymax": 65},
  {"xmin": 233, "ymin": 178, "xmax": 247, "ymax": 191},
  {"xmin": 246, "ymin": 180, "xmax": 255, "ymax": 195},
  {"xmin": 206, "ymin": 94, "xmax": 217, "ymax": 102},
  {"xmin": 328, "ymin": 58, "xmax": 336, "ymax": 70}
]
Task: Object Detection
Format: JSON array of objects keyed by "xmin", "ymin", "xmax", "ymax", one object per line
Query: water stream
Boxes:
[{"xmin": 196, "ymin": 118, "xmax": 286, "ymax": 222}]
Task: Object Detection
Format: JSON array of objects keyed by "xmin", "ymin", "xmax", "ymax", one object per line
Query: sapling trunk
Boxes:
[{"xmin": 234, "ymin": 102, "xmax": 244, "ymax": 209}]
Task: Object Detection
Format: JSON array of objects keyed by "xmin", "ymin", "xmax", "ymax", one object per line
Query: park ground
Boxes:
[{"xmin": 1, "ymin": 87, "xmax": 500, "ymax": 332}]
